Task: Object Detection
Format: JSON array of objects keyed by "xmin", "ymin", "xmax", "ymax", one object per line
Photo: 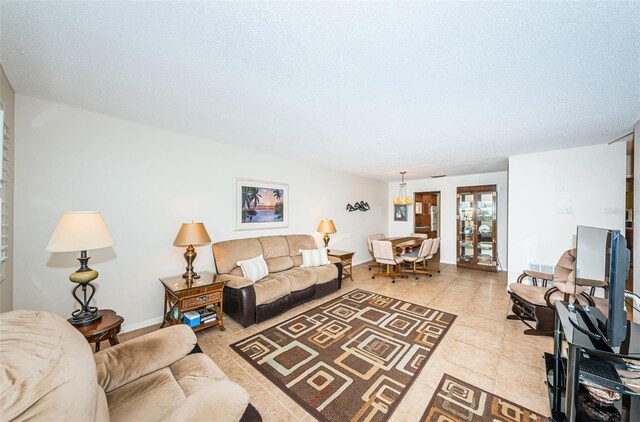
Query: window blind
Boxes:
[{"xmin": 0, "ymin": 109, "xmax": 11, "ymax": 282}]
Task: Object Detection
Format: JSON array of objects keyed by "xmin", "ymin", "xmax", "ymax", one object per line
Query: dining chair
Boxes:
[
  {"xmin": 366, "ymin": 233, "xmax": 386, "ymax": 271},
  {"xmin": 423, "ymin": 237, "xmax": 441, "ymax": 273},
  {"xmin": 401, "ymin": 238, "xmax": 434, "ymax": 279},
  {"xmin": 371, "ymin": 240, "xmax": 405, "ymax": 283}
]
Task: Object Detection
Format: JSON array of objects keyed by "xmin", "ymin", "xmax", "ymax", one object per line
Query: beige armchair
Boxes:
[
  {"xmin": 401, "ymin": 238, "xmax": 434, "ymax": 279},
  {"xmin": 366, "ymin": 233, "xmax": 386, "ymax": 271},
  {"xmin": 0, "ymin": 310, "xmax": 256, "ymax": 422},
  {"xmin": 371, "ymin": 240, "xmax": 406, "ymax": 283},
  {"xmin": 423, "ymin": 237, "xmax": 441, "ymax": 273}
]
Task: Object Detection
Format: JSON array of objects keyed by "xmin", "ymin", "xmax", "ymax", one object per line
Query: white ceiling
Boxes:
[{"xmin": 1, "ymin": 1, "xmax": 639, "ymax": 181}]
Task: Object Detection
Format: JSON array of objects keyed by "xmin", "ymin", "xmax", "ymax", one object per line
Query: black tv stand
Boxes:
[{"xmin": 547, "ymin": 302, "xmax": 640, "ymax": 421}]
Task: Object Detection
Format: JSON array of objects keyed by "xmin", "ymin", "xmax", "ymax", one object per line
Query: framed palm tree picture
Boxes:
[{"xmin": 235, "ymin": 178, "xmax": 289, "ymax": 230}]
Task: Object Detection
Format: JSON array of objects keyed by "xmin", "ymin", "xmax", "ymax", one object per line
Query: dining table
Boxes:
[{"xmin": 382, "ymin": 236, "xmax": 425, "ymax": 254}]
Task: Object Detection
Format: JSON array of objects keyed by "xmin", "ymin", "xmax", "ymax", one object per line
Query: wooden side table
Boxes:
[
  {"xmin": 75, "ymin": 309, "xmax": 124, "ymax": 352},
  {"xmin": 328, "ymin": 249, "xmax": 355, "ymax": 281},
  {"xmin": 159, "ymin": 271, "xmax": 228, "ymax": 332}
]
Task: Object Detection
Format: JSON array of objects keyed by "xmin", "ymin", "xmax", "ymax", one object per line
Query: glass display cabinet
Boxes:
[{"xmin": 456, "ymin": 185, "xmax": 497, "ymax": 272}]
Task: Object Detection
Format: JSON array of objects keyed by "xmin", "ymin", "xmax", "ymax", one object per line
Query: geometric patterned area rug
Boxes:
[
  {"xmin": 420, "ymin": 374, "xmax": 547, "ymax": 421},
  {"xmin": 231, "ymin": 289, "xmax": 457, "ymax": 422}
]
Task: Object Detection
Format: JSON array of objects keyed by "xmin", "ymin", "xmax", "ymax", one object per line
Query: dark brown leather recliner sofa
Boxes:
[{"xmin": 212, "ymin": 235, "xmax": 343, "ymax": 327}]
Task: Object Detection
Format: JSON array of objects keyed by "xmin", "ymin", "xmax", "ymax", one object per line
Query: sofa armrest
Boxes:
[
  {"xmin": 95, "ymin": 325, "xmax": 196, "ymax": 393},
  {"xmin": 167, "ymin": 380, "xmax": 250, "ymax": 422},
  {"xmin": 224, "ymin": 274, "xmax": 254, "ymax": 289}
]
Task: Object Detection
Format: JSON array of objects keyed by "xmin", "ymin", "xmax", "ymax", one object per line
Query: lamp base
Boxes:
[
  {"xmin": 182, "ymin": 245, "xmax": 200, "ymax": 281},
  {"xmin": 69, "ymin": 310, "xmax": 102, "ymax": 327},
  {"xmin": 323, "ymin": 234, "xmax": 330, "ymax": 248},
  {"xmin": 69, "ymin": 280, "xmax": 102, "ymax": 326}
]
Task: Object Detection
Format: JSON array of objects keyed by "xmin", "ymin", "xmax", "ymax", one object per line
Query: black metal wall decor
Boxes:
[{"xmin": 346, "ymin": 201, "xmax": 370, "ymax": 212}]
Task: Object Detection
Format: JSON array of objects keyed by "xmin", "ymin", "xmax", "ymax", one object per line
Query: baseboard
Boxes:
[{"xmin": 121, "ymin": 315, "xmax": 163, "ymax": 334}]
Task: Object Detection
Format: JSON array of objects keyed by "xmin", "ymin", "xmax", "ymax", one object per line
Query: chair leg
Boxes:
[
  {"xmin": 372, "ymin": 264, "xmax": 403, "ymax": 282},
  {"xmin": 403, "ymin": 260, "xmax": 433, "ymax": 279}
]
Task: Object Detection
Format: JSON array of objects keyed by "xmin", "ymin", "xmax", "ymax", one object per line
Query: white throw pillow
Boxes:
[
  {"xmin": 300, "ymin": 248, "xmax": 330, "ymax": 268},
  {"xmin": 237, "ymin": 254, "xmax": 269, "ymax": 282}
]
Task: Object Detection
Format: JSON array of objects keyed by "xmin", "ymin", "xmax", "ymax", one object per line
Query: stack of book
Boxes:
[{"xmin": 197, "ymin": 306, "xmax": 217, "ymax": 325}]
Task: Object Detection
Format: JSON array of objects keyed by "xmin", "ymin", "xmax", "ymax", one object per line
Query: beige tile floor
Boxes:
[{"xmin": 121, "ymin": 263, "xmax": 552, "ymax": 421}]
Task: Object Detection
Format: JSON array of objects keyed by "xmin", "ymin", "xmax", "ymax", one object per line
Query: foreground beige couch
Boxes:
[
  {"xmin": 213, "ymin": 234, "xmax": 343, "ymax": 327},
  {"xmin": 0, "ymin": 310, "xmax": 257, "ymax": 421}
]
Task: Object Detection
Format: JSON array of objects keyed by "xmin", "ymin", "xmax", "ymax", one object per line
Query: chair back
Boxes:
[
  {"xmin": 410, "ymin": 233, "xmax": 429, "ymax": 238},
  {"xmin": 366, "ymin": 233, "xmax": 385, "ymax": 257},
  {"xmin": 553, "ymin": 249, "xmax": 575, "ymax": 283},
  {"xmin": 372, "ymin": 240, "xmax": 397, "ymax": 265},
  {"xmin": 427, "ymin": 237, "xmax": 440, "ymax": 257},
  {"xmin": 417, "ymin": 239, "xmax": 435, "ymax": 259}
]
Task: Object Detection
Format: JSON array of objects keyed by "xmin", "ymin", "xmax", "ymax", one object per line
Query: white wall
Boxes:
[
  {"xmin": 387, "ymin": 172, "xmax": 508, "ymax": 268},
  {"xmin": 14, "ymin": 95, "xmax": 388, "ymax": 331},
  {"xmin": 508, "ymin": 143, "xmax": 626, "ymax": 284}
]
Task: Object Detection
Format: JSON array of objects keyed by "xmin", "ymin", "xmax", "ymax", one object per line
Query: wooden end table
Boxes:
[
  {"xmin": 75, "ymin": 309, "xmax": 124, "ymax": 352},
  {"xmin": 328, "ymin": 249, "xmax": 355, "ymax": 281},
  {"xmin": 159, "ymin": 271, "xmax": 228, "ymax": 332}
]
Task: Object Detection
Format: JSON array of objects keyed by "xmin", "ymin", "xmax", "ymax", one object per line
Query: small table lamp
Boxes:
[
  {"xmin": 173, "ymin": 222, "xmax": 211, "ymax": 282},
  {"xmin": 317, "ymin": 219, "xmax": 337, "ymax": 248},
  {"xmin": 46, "ymin": 211, "xmax": 116, "ymax": 327}
]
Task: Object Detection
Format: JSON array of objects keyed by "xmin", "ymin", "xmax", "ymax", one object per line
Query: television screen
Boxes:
[{"xmin": 576, "ymin": 225, "xmax": 629, "ymax": 348}]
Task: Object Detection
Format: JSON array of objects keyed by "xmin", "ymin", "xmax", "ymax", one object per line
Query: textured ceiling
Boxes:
[{"xmin": 1, "ymin": 1, "xmax": 639, "ymax": 181}]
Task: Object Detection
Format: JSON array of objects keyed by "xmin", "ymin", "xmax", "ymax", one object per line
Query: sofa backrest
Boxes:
[
  {"xmin": 0, "ymin": 310, "xmax": 109, "ymax": 421},
  {"xmin": 257, "ymin": 236, "xmax": 294, "ymax": 272},
  {"xmin": 284, "ymin": 235, "xmax": 318, "ymax": 266},
  {"xmin": 212, "ymin": 234, "xmax": 318, "ymax": 275}
]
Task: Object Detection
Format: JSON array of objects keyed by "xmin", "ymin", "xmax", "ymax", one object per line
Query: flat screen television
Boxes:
[{"xmin": 575, "ymin": 225, "xmax": 630, "ymax": 347}]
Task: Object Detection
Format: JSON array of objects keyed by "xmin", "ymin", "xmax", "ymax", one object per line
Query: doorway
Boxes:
[{"xmin": 414, "ymin": 191, "xmax": 441, "ymax": 263}]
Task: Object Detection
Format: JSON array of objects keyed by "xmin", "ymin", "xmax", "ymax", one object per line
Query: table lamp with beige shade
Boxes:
[
  {"xmin": 46, "ymin": 211, "xmax": 116, "ymax": 327},
  {"xmin": 173, "ymin": 222, "xmax": 211, "ymax": 282},
  {"xmin": 317, "ymin": 219, "xmax": 337, "ymax": 248}
]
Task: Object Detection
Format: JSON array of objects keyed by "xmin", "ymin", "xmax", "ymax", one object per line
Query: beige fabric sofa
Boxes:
[
  {"xmin": 212, "ymin": 234, "xmax": 343, "ymax": 327},
  {"xmin": 0, "ymin": 310, "xmax": 257, "ymax": 421}
]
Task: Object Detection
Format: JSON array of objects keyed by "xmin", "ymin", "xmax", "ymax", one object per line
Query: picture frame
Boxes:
[
  {"xmin": 235, "ymin": 178, "xmax": 289, "ymax": 230},
  {"xmin": 394, "ymin": 204, "xmax": 408, "ymax": 222}
]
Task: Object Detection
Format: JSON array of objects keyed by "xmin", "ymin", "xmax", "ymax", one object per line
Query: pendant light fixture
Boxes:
[{"xmin": 393, "ymin": 171, "xmax": 413, "ymax": 205}]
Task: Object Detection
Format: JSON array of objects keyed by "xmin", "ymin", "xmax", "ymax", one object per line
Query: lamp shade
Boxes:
[
  {"xmin": 173, "ymin": 223, "xmax": 211, "ymax": 247},
  {"xmin": 46, "ymin": 211, "xmax": 116, "ymax": 252},
  {"xmin": 317, "ymin": 219, "xmax": 337, "ymax": 234}
]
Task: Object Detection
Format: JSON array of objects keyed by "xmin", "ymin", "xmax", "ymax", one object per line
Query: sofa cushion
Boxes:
[
  {"xmin": 285, "ymin": 234, "xmax": 318, "ymax": 266},
  {"xmin": 106, "ymin": 367, "xmax": 185, "ymax": 422},
  {"xmin": 170, "ymin": 353, "xmax": 227, "ymax": 396},
  {"xmin": 286, "ymin": 267, "xmax": 318, "ymax": 292},
  {"xmin": 313, "ymin": 264, "xmax": 339, "ymax": 284},
  {"xmin": 258, "ymin": 236, "xmax": 289, "ymax": 258},
  {"xmin": 237, "ymin": 254, "xmax": 269, "ymax": 282},
  {"xmin": 0, "ymin": 310, "xmax": 100, "ymax": 422},
  {"xmin": 259, "ymin": 236, "xmax": 295, "ymax": 272},
  {"xmin": 212, "ymin": 237, "xmax": 263, "ymax": 275},
  {"xmin": 254, "ymin": 275, "xmax": 291, "ymax": 306}
]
